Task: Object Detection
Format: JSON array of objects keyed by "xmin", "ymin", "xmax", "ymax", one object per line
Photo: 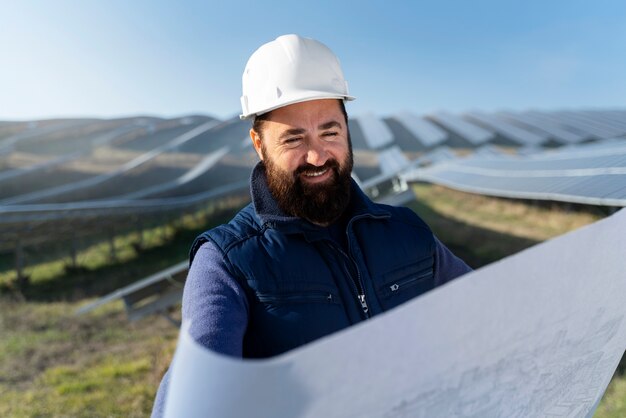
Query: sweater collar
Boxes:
[{"xmin": 250, "ymin": 162, "xmax": 390, "ymax": 234}]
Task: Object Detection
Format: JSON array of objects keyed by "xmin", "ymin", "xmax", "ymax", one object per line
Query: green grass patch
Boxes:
[
  {"xmin": 596, "ymin": 374, "xmax": 626, "ymax": 418},
  {"xmin": 2, "ymin": 363, "xmax": 157, "ymax": 417},
  {"xmin": 0, "ymin": 298, "xmax": 178, "ymax": 417}
]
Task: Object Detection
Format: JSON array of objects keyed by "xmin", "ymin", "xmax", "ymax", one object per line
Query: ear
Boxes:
[{"xmin": 250, "ymin": 128, "xmax": 264, "ymax": 160}]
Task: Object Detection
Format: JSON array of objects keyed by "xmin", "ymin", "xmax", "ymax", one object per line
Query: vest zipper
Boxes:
[
  {"xmin": 327, "ymin": 242, "xmax": 370, "ymax": 318},
  {"xmin": 343, "ymin": 213, "xmax": 389, "ymax": 317},
  {"xmin": 323, "ymin": 213, "xmax": 388, "ymax": 318}
]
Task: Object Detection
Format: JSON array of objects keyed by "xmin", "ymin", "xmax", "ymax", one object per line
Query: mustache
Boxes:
[{"xmin": 294, "ymin": 159, "xmax": 340, "ymax": 176}]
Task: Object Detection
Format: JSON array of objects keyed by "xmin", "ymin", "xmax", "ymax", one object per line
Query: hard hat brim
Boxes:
[{"xmin": 239, "ymin": 92, "xmax": 356, "ymax": 120}]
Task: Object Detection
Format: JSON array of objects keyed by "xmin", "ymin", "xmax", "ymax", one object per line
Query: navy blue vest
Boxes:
[{"xmin": 190, "ymin": 167, "xmax": 435, "ymax": 358}]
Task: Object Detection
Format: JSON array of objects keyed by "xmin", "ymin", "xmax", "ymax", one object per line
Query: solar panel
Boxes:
[
  {"xmin": 539, "ymin": 111, "xmax": 616, "ymax": 139},
  {"xmin": 119, "ymin": 146, "xmax": 231, "ymax": 200},
  {"xmin": 494, "ymin": 111, "xmax": 584, "ymax": 145},
  {"xmin": 411, "ymin": 169, "xmax": 626, "ymax": 206},
  {"xmin": 392, "ymin": 112, "xmax": 448, "ymax": 147},
  {"xmin": 382, "ymin": 117, "xmax": 427, "ymax": 152},
  {"xmin": 464, "ymin": 111, "xmax": 548, "ymax": 146},
  {"xmin": 557, "ymin": 111, "xmax": 623, "ymax": 138},
  {"xmin": 580, "ymin": 111, "xmax": 626, "ymax": 133},
  {"xmin": 348, "ymin": 119, "xmax": 372, "ymax": 151},
  {"xmin": 600, "ymin": 110, "xmax": 626, "ymax": 129},
  {"xmin": 469, "ymin": 145, "xmax": 505, "ymax": 158},
  {"xmin": 522, "ymin": 111, "xmax": 593, "ymax": 142},
  {"xmin": 543, "ymin": 138, "xmax": 626, "ymax": 159},
  {"xmin": 405, "ymin": 141, "xmax": 626, "ymax": 206},
  {"xmin": 377, "ymin": 146, "xmax": 410, "ymax": 176},
  {"xmin": 516, "ymin": 145, "xmax": 542, "ymax": 156},
  {"xmin": 0, "ymin": 120, "xmax": 93, "ymax": 154},
  {"xmin": 0, "ymin": 121, "xmax": 220, "ymax": 205},
  {"xmin": 438, "ymin": 148, "xmax": 626, "ymax": 172},
  {"xmin": 353, "ymin": 113, "xmax": 394, "ymax": 150},
  {"xmin": 417, "ymin": 146, "xmax": 457, "ymax": 166},
  {"xmin": 428, "ymin": 112, "xmax": 494, "ymax": 145}
]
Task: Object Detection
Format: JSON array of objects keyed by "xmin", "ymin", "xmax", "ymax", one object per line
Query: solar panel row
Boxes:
[
  {"xmin": 464, "ymin": 111, "xmax": 548, "ymax": 146},
  {"xmin": 496, "ymin": 111, "xmax": 586, "ymax": 144},
  {"xmin": 405, "ymin": 140, "xmax": 626, "ymax": 206},
  {"xmin": 1, "ymin": 109, "xmax": 624, "ymax": 216},
  {"xmin": 428, "ymin": 112, "xmax": 494, "ymax": 145}
]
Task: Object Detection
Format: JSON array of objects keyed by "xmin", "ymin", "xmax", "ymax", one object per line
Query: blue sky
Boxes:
[{"xmin": 2, "ymin": 0, "xmax": 626, "ymax": 121}]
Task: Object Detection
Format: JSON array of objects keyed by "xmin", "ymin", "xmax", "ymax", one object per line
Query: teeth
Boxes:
[{"xmin": 304, "ymin": 169, "xmax": 328, "ymax": 177}]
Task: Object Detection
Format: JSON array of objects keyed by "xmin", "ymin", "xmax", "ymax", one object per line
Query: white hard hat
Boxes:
[{"xmin": 239, "ymin": 34, "xmax": 355, "ymax": 120}]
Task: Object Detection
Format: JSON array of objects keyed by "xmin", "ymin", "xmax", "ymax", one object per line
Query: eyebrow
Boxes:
[
  {"xmin": 277, "ymin": 120, "xmax": 342, "ymax": 140},
  {"xmin": 319, "ymin": 120, "xmax": 342, "ymax": 130},
  {"xmin": 279, "ymin": 128, "xmax": 306, "ymax": 140}
]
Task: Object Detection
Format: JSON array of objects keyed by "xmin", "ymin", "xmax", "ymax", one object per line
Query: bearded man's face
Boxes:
[
  {"xmin": 261, "ymin": 141, "xmax": 353, "ymax": 225},
  {"xmin": 251, "ymin": 99, "xmax": 353, "ymax": 225}
]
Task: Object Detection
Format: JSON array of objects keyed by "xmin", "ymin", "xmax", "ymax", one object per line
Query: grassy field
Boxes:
[
  {"xmin": 0, "ymin": 184, "xmax": 624, "ymax": 417},
  {"xmin": 0, "ymin": 300, "xmax": 179, "ymax": 417}
]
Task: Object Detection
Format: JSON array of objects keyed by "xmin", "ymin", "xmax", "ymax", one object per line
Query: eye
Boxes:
[
  {"xmin": 283, "ymin": 137, "xmax": 302, "ymax": 147},
  {"xmin": 322, "ymin": 131, "xmax": 338, "ymax": 140}
]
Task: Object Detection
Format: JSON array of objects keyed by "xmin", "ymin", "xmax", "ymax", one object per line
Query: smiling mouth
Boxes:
[{"xmin": 303, "ymin": 168, "xmax": 329, "ymax": 177}]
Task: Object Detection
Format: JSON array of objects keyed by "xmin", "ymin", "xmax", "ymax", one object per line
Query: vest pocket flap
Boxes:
[
  {"xmin": 256, "ymin": 290, "xmax": 339, "ymax": 305},
  {"xmin": 377, "ymin": 258, "xmax": 434, "ymax": 298}
]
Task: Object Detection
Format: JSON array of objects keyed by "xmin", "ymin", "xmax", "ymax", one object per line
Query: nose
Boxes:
[{"xmin": 305, "ymin": 139, "xmax": 329, "ymax": 167}]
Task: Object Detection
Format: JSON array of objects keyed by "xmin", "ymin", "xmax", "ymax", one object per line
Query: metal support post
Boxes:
[
  {"xmin": 15, "ymin": 239, "xmax": 28, "ymax": 290},
  {"xmin": 70, "ymin": 234, "xmax": 78, "ymax": 269},
  {"xmin": 136, "ymin": 220, "xmax": 145, "ymax": 250},
  {"xmin": 108, "ymin": 231, "xmax": 117, "ymax": 261}
]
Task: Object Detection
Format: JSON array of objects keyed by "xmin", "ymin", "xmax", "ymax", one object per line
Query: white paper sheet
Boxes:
[{"xmin": 165, "ymin": 209, "xmax": 626, "ymax": 418}]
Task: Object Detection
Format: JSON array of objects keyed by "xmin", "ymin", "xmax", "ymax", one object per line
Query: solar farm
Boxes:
[
  {"xmin": 1, "ymin": 109, "xmax": 625, "ymax": 283},
  {"xmin": 1, "ymin": 109, "xmax": 625, "ymax": 416}
]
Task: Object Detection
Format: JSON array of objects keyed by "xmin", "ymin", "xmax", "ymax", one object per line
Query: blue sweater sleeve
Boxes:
[
  {"xmin": 182, "ymin": 241, "xmax": 249, "ymax": 355},
  {"xmin": 151, "ymin": 241, "xmax": 249, "ymax": 418},
  {"xmin": 433, "ymin": 235, "xmax": 473, "ymax": 285}
]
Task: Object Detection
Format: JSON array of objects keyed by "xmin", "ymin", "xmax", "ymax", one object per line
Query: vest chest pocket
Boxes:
[
  {"xmin": 247, "ymin": 287, "xmax": 350, "ymax": 358},
  {"xmin": 256, "ymin": 290, "xmax": 339, "ymax": 305},
  {"xmin": 376, "ymin": 257, "xmax": 435, "ymax": 310},
  {"xmin": 252, "ymin": 289, "xmax": 345, "ymax": 344}
]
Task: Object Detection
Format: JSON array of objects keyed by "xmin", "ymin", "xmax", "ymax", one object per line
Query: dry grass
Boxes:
[
  {"xmin": 411, "ymin": 183, "xmax": 603, "ymax": 241},
  {"xmin": 406, "ymin": 183, "xmax": 607, "ymax": 270}
]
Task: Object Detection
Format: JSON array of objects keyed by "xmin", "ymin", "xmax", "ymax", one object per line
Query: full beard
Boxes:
[{"xmin": 262, "ymin": 148, "xmax": 354, "ymax": 226}]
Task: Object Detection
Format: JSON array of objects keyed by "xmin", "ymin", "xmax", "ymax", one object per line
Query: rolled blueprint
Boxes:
[{"xmin": 165, "ymin": 209, "xmax": 626, "ymax": 418}]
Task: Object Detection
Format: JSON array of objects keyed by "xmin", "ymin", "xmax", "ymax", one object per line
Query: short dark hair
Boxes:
[{"xmin": 252, "ymin": 99, "xmax": 349, "ymax": 138}]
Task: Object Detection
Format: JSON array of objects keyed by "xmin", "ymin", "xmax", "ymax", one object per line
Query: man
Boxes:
[{"xmin": 152, "ymin": 34, "xmax": 470, "ymax": 416}]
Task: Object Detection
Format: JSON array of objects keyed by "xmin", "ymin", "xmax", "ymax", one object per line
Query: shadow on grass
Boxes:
[
  {"xmin": 405, "ymin": 198, "xmax": 541, "ymax": 269},
  {"xmin": 6, "ymin": 206, "xmax": 243, "ymax": 302}
]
